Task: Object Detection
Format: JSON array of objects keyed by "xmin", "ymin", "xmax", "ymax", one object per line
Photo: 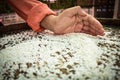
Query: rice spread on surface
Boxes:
[{"xmin": 0, "ymin": 27, "xmax": 120, "ymax": 80}]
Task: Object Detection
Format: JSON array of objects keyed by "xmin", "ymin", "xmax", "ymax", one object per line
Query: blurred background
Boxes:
[{"xmin": 0, "ymin": 0, "xmax": 120, "ymax": 27}]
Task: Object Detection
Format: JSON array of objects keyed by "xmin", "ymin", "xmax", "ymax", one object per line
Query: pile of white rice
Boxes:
[{"xmin": 0, "ymin": 29, "xmax": 120, "ymax": 80}]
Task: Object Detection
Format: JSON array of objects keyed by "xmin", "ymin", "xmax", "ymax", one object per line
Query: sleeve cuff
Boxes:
[{"xmin": 27, "ymin": 4, "xmax": 56, "ymax": 32}]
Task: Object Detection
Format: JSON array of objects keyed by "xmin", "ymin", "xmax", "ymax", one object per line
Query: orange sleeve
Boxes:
[{"xmin": 8, "ymin": 0, "xmax": 56, "ymax": 32}]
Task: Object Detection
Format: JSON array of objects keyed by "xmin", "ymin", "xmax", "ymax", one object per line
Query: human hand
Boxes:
[{"xmin": 41, "ymin": 6, "xmax": 105, "ymax": 36}]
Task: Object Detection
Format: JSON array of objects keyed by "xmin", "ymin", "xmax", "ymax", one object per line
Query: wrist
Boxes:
[{"xmin": 41, "ymin": 15, "xmax": 57, "ymax": 32}]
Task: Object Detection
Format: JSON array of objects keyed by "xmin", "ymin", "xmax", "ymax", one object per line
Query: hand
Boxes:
[{"xmin": 41, "ymin": 6, "xmax": 105, "ymax": 36}]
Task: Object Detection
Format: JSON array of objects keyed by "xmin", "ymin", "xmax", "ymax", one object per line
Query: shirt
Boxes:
[{"xmin": 8, "ymin": 0, "xmax": 56, "ymax": 32}]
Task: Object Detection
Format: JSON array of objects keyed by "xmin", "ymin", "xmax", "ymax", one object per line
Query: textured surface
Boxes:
[{"xmin": 0, "ymin": 26, "xmax": 120, "ymax": 80}]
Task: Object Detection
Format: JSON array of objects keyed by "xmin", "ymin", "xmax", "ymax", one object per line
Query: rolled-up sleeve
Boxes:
[{"xmin": 8, "ymin": 0, "xmax": 56, "ymax": 32}]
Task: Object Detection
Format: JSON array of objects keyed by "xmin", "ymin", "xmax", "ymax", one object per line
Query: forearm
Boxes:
[
  {"xmin": 8, "ymin": 0, "xmax": 56, "ymax": 32},
  {"xmin": 8, "ymin": 0, "xmax": 41, "ymax": 21}
]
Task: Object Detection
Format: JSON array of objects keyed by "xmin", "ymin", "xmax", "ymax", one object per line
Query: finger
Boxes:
[
  {"xmin": 81, "ymin": 30, "xmax": 97, "ymax": 36},
  {"xmin": 62, "ymin": 26, "xmax": 75, "ymax": 34},
  {"xmin": 77, "ymin": 15, "xmax": 95, "ymax": 35},
  {"xmin": 77, "ymin": 6, "xmax": 88, "ymax": 17},
  {"xmin": 81, "ymin": 26, "xmax": 97, "ymax": 36},
  {"xmin": 60, "ymin": 6, "xmax": 80, "ymax": 17},
  {"xmin": 78, "ymin": 15, "xmax": 97, "ymax": 35},
  {"xmin": 83, "ymin": 21, "xmax": 89, "ymax": 26},
  {"xmin": 90, "ymin": 24, "xmax": 105, "ymax": 36},
  {"xmin": 82, "ymin": 15, "xmax": 105, "ymax": 36},
  {"xmin": 76, "ymin": 6, "xmax": 105, "ymax": 36},
  {"xmin": 74, "ymin": 22, "xmax": 83, "ymax": 33},
  {"xmin": 89, "ymin": 24, "xmax": 105, "ymax": 36},
  {"xmin": 87, "ymin": 15, "xmax": 105, "ymax": 35},
  {"xmin": 81, "ymin": 29, "xmax": 97, "ymax": 36},
  {"xmin": 85, "ymin": 25, "xmax": 102, "ymax": 36}
]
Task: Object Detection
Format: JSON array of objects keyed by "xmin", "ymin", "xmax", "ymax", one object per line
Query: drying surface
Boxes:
[{"xmin": 0, "ymin": 26, "xmax": 120, "ymax": 80}]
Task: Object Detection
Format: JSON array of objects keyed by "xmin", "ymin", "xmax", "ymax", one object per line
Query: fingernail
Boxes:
[
  {"xmin": 100, "ymin": 32, "xmax": 105, "ymax": 36},
  {"xmin": 100, "ymin": 29, "xmax": 105, "ymax": 36}
]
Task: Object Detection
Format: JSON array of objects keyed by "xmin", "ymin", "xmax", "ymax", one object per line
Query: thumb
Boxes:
[
  {"xmin": 77, "ymin": 6, "xmax": 88, "ymax": 17},
  {"xmin": 59, "ymin": 6, "xmax": 81, "ymax": 17}
]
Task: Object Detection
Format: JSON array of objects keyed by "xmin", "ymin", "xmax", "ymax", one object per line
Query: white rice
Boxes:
[{"xmin": 0, "ymin": 30, "xmax": 119, "ymax": 80}]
